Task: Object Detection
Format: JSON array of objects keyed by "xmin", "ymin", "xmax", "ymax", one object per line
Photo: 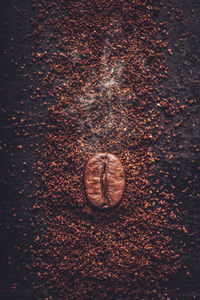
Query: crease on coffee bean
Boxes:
[{"xmin": 100, "ymin": 153, "xmax": 110, "ymax": 208}]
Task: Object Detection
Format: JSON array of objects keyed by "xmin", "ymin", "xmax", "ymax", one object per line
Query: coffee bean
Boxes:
[{"xmin": 84, "ymin": 153, "xmax": 125, "ymax": 209}]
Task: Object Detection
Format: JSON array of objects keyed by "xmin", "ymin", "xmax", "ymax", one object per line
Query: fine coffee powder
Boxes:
[
  {"xmin": 84, "ymin": 153, "xmax": 125, "ymax": 208},
  {"xmin": 17, "ymin": 0, "xmax": 188, "ymax": 298}
]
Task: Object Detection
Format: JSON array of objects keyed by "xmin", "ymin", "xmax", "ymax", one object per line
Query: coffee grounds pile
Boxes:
[
  {"xmin": 3, "ymin": 0, "xmax": 195, "ymax": 298},
  {"xmin": 18, "ymin": 0, "xmax": 188, "ymax": 298}
]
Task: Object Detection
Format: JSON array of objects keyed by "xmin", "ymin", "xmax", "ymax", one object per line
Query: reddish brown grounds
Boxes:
[
  {"xmin": 84, "ymin": 153, "xmax": 125, "ymax": 208},
  {"xmin": 26, "ymin": 0, "xmax": 184, "ymax": 298},
  {"xmin": 8, "ymin": 0, "xmax": 191, "ymax": 298}
]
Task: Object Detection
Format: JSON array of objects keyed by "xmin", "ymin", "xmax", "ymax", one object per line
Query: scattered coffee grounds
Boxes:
[
  {"xmin": 25, "ymin": 0, "xmax": 185, "ymax": 298},
  {"xmin": 4, "ymin": 0, "xmax": 199, "ymax": 298},
  {"xmin": 84, "ymin": 153, "xmax": 125, "ymax": 209}
]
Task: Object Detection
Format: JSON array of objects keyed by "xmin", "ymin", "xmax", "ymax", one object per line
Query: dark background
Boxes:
[{"xmin": 0, "ymin": 0, "xmax": 199, "ymax": 299}]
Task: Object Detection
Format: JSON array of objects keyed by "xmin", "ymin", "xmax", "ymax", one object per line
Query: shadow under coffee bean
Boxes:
[{"xmin": 84, "ymin": 153, "xmax": 125, "ymax": 208}]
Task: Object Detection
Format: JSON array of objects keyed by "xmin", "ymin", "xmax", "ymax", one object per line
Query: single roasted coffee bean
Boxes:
[{"xmin": 84, "ymin": 153, "xmax": 125, "ymax": 209}]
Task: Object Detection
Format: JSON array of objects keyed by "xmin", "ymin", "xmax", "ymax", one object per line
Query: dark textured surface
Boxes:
[
  {"xmin": 157, "ymin": 0, "xmax": 200, "ymax": 298},
  {"xmin": 158, "ymin": 1, "xmax": 200, "ymax": 298},
  {"xmin": 0, "ymin": 0, "xmax": 199, "ymax": 299}
]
